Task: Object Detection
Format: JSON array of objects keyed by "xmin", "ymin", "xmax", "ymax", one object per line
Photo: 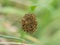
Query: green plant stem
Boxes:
[{"xmin": 0, "ymin": 34, "xmax": 24, "ymax": 41}]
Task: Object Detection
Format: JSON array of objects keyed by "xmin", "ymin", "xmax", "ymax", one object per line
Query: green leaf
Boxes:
[{"xmin": 31, "ymin": 6, "xmax": 36, "ymax": 12}]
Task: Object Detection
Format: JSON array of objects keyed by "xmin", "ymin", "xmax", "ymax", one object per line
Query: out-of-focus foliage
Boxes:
[{"xmin": 0, "ymin": 0, "xmax": 60, "ymax": 45}]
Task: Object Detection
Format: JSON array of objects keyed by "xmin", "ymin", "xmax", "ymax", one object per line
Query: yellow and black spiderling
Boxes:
[{"xmin": 21, "ymin": 14, "xmax": 37, "ymax": 33}]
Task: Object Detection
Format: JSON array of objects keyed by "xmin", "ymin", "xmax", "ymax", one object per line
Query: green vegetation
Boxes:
[{"xmin": 0, "ymin": 0, "xmax": 60, "ymax": 45}]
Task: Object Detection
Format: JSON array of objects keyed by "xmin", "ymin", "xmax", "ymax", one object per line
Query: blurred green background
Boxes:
[{"xmin": 0, "ymin": 0, "xmax": 60, "ymax": 45}]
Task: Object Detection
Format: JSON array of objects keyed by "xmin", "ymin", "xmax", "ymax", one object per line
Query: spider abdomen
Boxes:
[{"xmin": 21, "ymin": 14, "xmax": 37, "ymax": 33}]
